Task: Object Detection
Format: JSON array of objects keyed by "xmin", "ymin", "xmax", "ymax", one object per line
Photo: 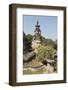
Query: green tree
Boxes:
[
  {"xmin": 23, "ymin": 33, "xmax": 33, "ymax": 53},
  {"xmin": 41, "ymin": 36, "xmax": 57, "ymax": 49},
  {"xmin": 36, "ymin": 45, "xmax": 57, "ymax": 62},
  {"xmin": 26, "ymin": 34, "xmax": 33, "ymax": 42},
  {"xmin": 47, "ymin": 47, "xmax": 56, "ymax": 59},
  {"xmin": 36, "ymin": 45, "xmax": 46, "ymax": 62}
]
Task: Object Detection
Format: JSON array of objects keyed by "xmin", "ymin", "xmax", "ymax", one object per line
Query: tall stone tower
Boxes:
[{"xmin": 32, "ymin": 20, "xmax": 42, "ymax": 52}]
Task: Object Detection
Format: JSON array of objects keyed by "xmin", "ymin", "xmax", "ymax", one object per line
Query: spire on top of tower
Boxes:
[
  {"xmin": 37, "ymin": 20, "xmax": 39, "ymax": 25},
  {"xmin": 35, "ymin": 20, "xmax": 40, "ymax": 28}
]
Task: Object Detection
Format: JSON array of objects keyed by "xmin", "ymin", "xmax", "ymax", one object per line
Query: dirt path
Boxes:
[{"xmin": 24, "ymin": 64, "xmax": 54, "ymax": 73}]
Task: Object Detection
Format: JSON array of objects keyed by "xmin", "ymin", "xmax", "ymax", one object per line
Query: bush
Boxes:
[
  {"xmin": 36, "ymin": 45, "xmax": 46, "ymax": 62},
  {"xmin": 36, "ymin": 45, "xmax": 57, "ymax": 62},
  {"xmin": 23, "ymin": 33, "xmax": 33, "ymax": 53}
]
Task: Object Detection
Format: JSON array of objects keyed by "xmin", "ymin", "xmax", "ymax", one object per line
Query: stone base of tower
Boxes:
[{"xmin": 32, "ymin": 40, "xmax": 41, "ymax": 53}]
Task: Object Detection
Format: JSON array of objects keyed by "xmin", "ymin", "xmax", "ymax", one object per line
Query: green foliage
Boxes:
[
  {"xmin": 36, "ymin": 45, "xmax": 57, "ymax": 62},
  {"xmin": 42, "ymin": 36, "xmax": 57, "ymax": 49},
  {"xmin": 36, "ymin": 46, "xmax": 46, "ymax": 62},
  {"xmin": 45, "ymin": 46, "xmax": 56, "ymax": 59},
  {"xmin": 23, "ymin": 32, "xmax": 33, "ymax": 53},
  {"xmin": 26, "ymin": 34, "xmax": 33, "ymax": 42}
]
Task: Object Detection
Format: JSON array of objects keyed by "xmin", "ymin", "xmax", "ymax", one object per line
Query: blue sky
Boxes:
[{"xmin": 23, "ymin": 15, "xmax": 57, "ymax": 41}]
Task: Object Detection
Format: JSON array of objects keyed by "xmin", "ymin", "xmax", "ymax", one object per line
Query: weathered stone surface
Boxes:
[{"xmin": 23, "ymin": 51, "xmax": 36, "ymax": 62}]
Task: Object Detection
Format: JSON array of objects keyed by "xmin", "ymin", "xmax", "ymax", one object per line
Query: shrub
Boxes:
[
  {"xmin": 36, "ymin": 45, "xmax": 57, "ymax": 62},
  {"xmin": 36, "ymin": 45, "xmax": 46, "ymax": 62}
]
